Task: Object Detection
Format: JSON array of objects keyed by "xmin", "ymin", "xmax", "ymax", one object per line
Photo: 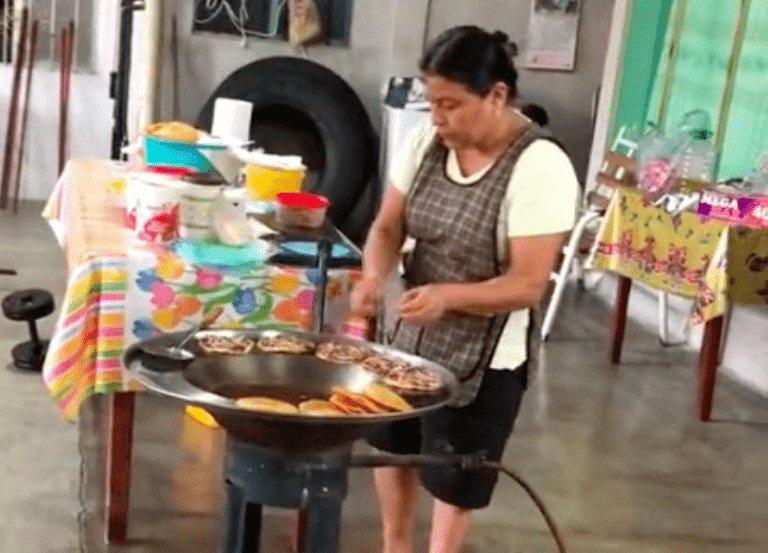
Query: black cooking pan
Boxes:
[{"xmin": 123, "ymin": 329, "xmax": 458, "ymax": 452}]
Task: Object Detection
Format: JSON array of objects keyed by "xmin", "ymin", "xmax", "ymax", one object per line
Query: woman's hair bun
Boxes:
[
  {"xmin": 491, "ymin": 30, "xmax": 509, "ymax": 45},
  {"xmin": 420, "ymin": 26, "xmax": 519, "ymax": 100},
  {"xmin": 491, "ymin": 31, "xmax": 518, "ymax": 59}
]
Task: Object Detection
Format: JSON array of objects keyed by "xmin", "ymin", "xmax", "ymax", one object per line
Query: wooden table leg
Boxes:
[
  {"xmin": 698, "ymin": 316, "xmax": 724, "ymax": 422},
  {"xmin": 105, "ymin": 392, "xmax": 135, "ymax": 542},
  {"xmin": 610, "ymin": 276, "xmax": 632, "ymax": 364}
]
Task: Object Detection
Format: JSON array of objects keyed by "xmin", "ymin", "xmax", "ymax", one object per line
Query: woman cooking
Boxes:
[{"xmin": 351, "ymin": 26, "xmax": 579, "ymax": 553}]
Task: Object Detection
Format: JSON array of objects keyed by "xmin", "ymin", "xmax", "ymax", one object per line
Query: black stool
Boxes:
[
  {"xmin": 2, "ymin": 289, "xmax": 55, "ymax": 372},
  {"xmin": 223, "ymin": 437, "xmax": 350, "ymax": 553}
]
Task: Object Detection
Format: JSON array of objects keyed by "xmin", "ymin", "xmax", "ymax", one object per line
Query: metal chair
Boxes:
[
  {"xmin": 540, "ymin": 151, "xmax": 633, "ymax": 341},
  {"xmin": 540, "ymin": 129, "xmax": 687, "ymax": 345}
]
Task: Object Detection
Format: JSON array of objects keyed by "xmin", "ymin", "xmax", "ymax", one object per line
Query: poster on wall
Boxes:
[{"xmin": 525, "ymin": 0, "xmax": 582, "ymax": 71}]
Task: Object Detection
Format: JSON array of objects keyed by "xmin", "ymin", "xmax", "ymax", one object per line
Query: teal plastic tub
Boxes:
[{"xmin": 142, "ymin": 135, "xmax": 227, "ymax": 174}]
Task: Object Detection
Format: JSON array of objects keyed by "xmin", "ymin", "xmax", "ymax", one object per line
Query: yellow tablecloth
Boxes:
[
  {"xmin": 590, "ymin": 188, "xmax": 768, "ymax": 323},
  {"xmin": 42, "ymin": 159, "xmax": 361, "ymax": 420}
]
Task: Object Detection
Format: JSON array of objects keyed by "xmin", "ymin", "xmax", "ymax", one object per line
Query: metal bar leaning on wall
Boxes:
[
  {"xmin": 713, "ymin": 0, "xmax": 752, "ymax": 162},
  {"xmin": 11, "ymin": 18, "xmax": 40, "ymax": 214},
  {"xmin": 654, "ymin": 0, "xmax": 689, "ymax": 130},
  {"xmin": 58, "ymin": 21, "xmax": 75, "ymax": 177},
  {"xmin": 0, "ymin": 6, "xmax": 29, "ymax": 210}
]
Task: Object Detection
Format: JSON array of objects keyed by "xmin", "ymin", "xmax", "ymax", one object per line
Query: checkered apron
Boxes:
[{"xmin": 390, "ymin": 125, "xmax": 552, "ymax": 407}]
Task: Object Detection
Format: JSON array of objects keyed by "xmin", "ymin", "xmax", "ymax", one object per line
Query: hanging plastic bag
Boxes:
[
  {"xmin": 288, "ymin": 0, "xmax": 323, "ymax": 47},
  {"xmin": 210, "ymin": 191, "xmax": 254, "ymax": 246},
  {"xmin": 635, "ymin": 123, "xmax": 677, "ymax": 201}
]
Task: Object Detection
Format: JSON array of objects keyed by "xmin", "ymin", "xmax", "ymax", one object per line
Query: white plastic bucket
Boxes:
[{"xmin": 126, "ymin": 173, "xmax": 183, "ymax": 243}]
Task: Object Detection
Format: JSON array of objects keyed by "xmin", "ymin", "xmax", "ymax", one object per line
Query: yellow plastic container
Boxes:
[{"xmin": 244, "ymin": 163, "xmax": 305, "ymax": 200}]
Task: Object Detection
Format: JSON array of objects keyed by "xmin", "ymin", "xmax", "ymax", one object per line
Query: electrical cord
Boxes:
[
  {"xmin": 349, "ymin": 453, "xmax": 568, "ymax": 553},
  {"xmin": 194, "ymin": 0, "xmax": 287, "ymax": 41}
]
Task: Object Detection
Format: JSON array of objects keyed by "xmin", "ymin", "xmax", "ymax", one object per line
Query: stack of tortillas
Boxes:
[{"xmin": 144, "ymin": 121, "xmax": 201, "ymax": 143}]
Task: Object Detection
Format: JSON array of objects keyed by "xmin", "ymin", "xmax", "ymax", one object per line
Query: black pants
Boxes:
[{"xmin": 365, "ymin": 364, "xmax": 527, "ymax": 509}]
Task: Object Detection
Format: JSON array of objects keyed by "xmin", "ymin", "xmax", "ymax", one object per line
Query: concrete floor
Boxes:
[{"xmin": 2, "ymin": 202, "xmax": 768, "ymax": 552}]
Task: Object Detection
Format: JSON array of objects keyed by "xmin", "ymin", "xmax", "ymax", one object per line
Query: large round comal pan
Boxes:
[{"xmin": 123, "ymin": 329, "xmax": 459, "ymax": 452}]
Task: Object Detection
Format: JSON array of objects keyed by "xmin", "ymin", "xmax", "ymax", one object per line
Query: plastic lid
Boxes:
[
  {"xmin": 235, "ymin": 148, "xmax": 307, "ymax": 171},
  {"xmin": 144, "ymin": 166, "xmax": 196, "ymax": 177},
  {"xmin": 276, "ymin": 192, "xmax": 329, "ymax": 209}
]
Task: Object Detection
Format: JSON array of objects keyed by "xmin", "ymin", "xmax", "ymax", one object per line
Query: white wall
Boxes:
[
  {"xmin": 0, "ymin": 0, "xmax": 119, "ymax": 201},
  {"xmin": 426, "ymin": 0, "xmax": 615, "ymax": 178},
  {"xmin": 156, "ymin": 0, "xmax": 432, "ymax": 137},
  {"xmin": 4, "ymin": 0, "xmax": 615, "ymax": 201},
  {"xmin": 150, "ymin": 0, "xmax": 614, "ymax": 180}
]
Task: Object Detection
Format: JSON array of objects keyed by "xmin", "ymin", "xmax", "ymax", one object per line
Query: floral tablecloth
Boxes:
[
  {"xmin": 126, "ymin": 244, "xmax": 358, "ymax": 340},
  {"xmin": 41, "ymin": 159, "xmax": 360, "ymax": 420},
  {"xmin": 589, "ymin": 188, "xmax": 768, "ymax": 323}
]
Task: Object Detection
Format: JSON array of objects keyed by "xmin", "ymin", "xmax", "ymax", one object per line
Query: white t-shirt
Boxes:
[{"xmin": 390, "ymin": 121, "xmax": 580, "ymax": 370}]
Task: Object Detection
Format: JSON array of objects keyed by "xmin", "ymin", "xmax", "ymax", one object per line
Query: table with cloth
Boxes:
[
  {"xmin": 589, "ymin": 187, "xmax": 768, "ymax": 421},
  {"xmin": 41, "ymin": 159, "xmax": 362, "ymax": 541}
]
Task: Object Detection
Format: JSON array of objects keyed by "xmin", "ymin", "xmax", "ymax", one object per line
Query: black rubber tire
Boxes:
[{"xmin": 197, "ymin": 57, "xmax": 379, "ymax": 237}]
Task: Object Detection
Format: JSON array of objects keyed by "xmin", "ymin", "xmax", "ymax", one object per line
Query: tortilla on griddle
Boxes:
[
  {"xmin": 298, "ymin": 399, "xmax": 345, "ymax": 417},
  {"xmin": 328, "ymin": 393, "xmax": 366, "ymax": 414},
  {"xmin": 316, "ymin": 341, "xmax": 370, "ymax": 364},
  {"xmin": 361, "ymin": 354, "xmax": 404, "ymax": 377},
  {"xmin": 383, "ymin": 365, "xmax": 442, "ymax": 393},
  {"xmin": 257, "ymin": 335, "xmax": 315, "ymax": 354},
  {"xmin": 363, "ymin": 382, "xmax": 412, "ymax": 412},
  {"xmin": 198, "ymin": 335, "xmax": 255, "ymax": 355},
  {"xmin": 235, "ymin": 396, "xmax": 299, "ymax": 414},
  {"xmin": 330, "ymin": 387, "xmax": 386, "ymax": 414}
]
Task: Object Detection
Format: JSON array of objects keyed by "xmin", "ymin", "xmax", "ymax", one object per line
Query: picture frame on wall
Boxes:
[{"xmin": 525, "ymin": 0, "xmax": 582, "ymax": 71}]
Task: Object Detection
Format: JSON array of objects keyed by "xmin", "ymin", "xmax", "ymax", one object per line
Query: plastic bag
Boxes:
[
  {"xmin": 636, "ymin": 124, "xmax": 676, "ymax": 201},
  {"xmin": 636, "ymin": 111, "xmax": 715, "ymax": 201},
  {"xmin": 210, "ymin": 192, "xmax": 254, "ymax": 246}
]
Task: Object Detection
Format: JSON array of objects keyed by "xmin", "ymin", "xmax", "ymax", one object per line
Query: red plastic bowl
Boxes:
[
  {"xmin": 275, "ymin": 192, "xmax": 329, "ymax": 228},
  {"xmin": 143, "ymin": 166, "xmax": 197, "ymax": 178},
  {"xmin": 276, "ymin": 192, "xmax": 329, "ymax": 209}
]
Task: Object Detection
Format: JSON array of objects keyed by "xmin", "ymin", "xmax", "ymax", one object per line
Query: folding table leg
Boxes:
[
  {"xmin": 698, "ymin": 316, "xmax": 724, "ymax": 421},
  {"xmin": 610, "ymin": 276, "xmax": 632, "ymax": 364},
  {"xmin": 105, "ymin": 392, "xmax": 135, "ymax": 542}
]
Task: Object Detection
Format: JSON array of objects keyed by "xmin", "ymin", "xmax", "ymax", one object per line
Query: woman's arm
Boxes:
[
  {"xmin": 362, "ymin": 185, "xmax": 407, "ymax": 282},
  {"xmin": 350, "ymin": 185, "xmax": 408, "ymax": 317},
  {"xmin": 399, "ymin": 232, "xmax": 565, "ymax": 321}
]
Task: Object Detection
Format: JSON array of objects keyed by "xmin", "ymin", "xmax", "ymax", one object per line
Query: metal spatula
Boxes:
[{"xmin": 152, "ymin": 306, "xmax": 224, "ymax": 361}]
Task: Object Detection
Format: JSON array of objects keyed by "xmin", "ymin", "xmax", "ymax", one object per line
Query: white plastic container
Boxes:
[
  {"xmin": 178, "ymin": 174, "xmax": 227, "ymax": 240},
  {"xmin": 126, "ymin": 171, "xmax": 185, "ymax": 243}
]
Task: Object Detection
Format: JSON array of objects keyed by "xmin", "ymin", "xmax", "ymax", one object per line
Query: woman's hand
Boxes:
[
  {"xmin": 399, "ymin": 285, "xmax": 450, "ymax": 323},
  {"xmin": 350, "ymin": 277, "xmax": 383, "ymax": 318}
]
